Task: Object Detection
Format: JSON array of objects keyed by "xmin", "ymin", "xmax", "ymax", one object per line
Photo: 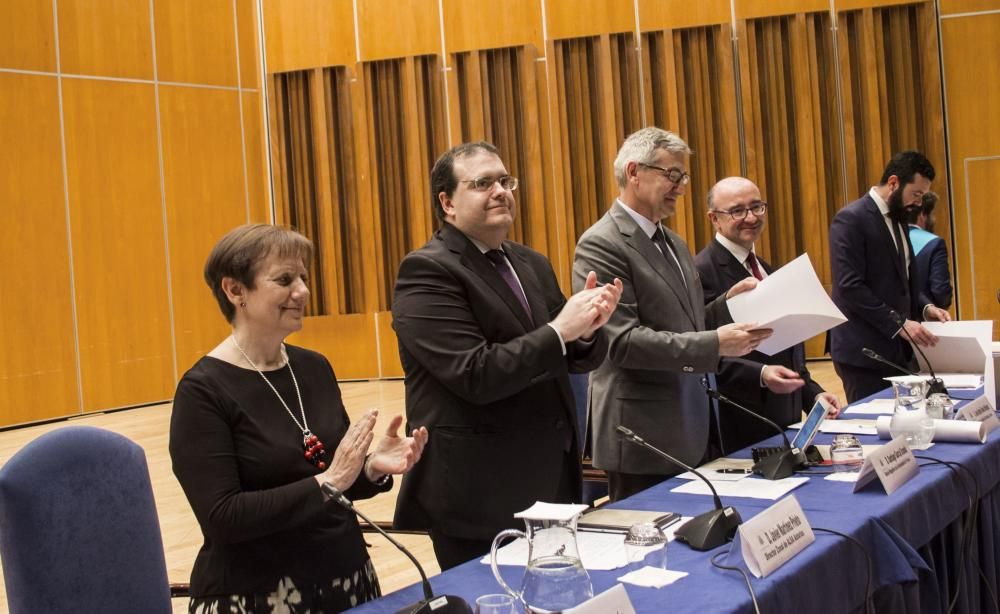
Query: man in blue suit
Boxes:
[
  {"xmin": 829, "ymin": 151, "xmax": 951, "ymax": 402},
  {"xmin": 907, "ymin": 192, "xmax": 953, "ymax": 310}
]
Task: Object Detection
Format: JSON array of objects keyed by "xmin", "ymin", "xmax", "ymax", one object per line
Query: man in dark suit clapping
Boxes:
[
  {"xmin": 829, "ymin": 151, "xmax": 951, "ymax": 402},
  {"xmin": 694, "ymin": 177, "xmax": 841, "ymax": 454},
  {"xmin": 391, "ymin": 141, "xmax": 622, "ymax": 570}
]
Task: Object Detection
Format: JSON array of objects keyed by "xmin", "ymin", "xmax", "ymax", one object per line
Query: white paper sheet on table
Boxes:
[
  {"xmin": 787, "ymin": 418, "xmax": 878, "ymax": 435},
  {"xmin": 669, "ymin": 476, "xmax": 809, "ymax": 500},
  {"xmin": 482, "ymin": 517, "xmax": 693, "ymax": 570},
  {"xmin": 844, "ymin": 398, "xmax": 897, "ymax": 415},
  {"xmin": 726, "ymin": 254, "xmax": 846, "ymax": 355}
]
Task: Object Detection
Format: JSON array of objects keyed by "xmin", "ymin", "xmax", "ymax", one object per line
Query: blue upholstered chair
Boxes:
[
  {"xmin": 0, "ymin": 426, "xmax": 173, "ymax": 613},
  {"xmin": 568, "ymin": 373, "xmax": 608, "ymax": 505}
]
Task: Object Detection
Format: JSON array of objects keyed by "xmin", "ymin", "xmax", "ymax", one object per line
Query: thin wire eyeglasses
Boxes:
[
  {"xmin": 638, "ymin": 163, "xmax": 690, "ymax": 185},
  {"xmin": 711, "ymin": 202, "xmax": 768, "ymax": 221},
  {"xmin": 461, "ymin": 175, "xmax": 519, "ymax": 192}
]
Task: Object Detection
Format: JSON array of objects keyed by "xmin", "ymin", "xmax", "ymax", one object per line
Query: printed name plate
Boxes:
[
  {"xmin": 738, "ymin": 495, "xmax": 815, "ymax": 578},
  {"xmin": 955, "ymin": 395, "xmax": 1000, "ymax": 432},
  {"xmin": 853, "ymin": 436, "xmax": 919, "ymax": 495},
  {"xmin": 565, "ymin": 584, "xmax": 636, "ymax": 614}
]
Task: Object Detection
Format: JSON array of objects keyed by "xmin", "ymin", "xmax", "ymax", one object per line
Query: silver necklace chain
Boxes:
[{"xmin": 230, "ymin": 335, "xmax": 312, "ymax": 440}]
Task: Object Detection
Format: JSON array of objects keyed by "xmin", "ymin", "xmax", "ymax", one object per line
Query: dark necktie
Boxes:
[
  {"xmin": 745, "ymin": 252, "xmax": 764, "ymax": 281},
  {"xmin": 484, "ymin": 249, "xmax": 534, "ymax": 324},
  {"xmin": 651, "ymin": 227, "xmax": 686, "ymax": 286},
  {"xmin": 891, "ymin": 219, "xmax": 908, "ymax": 279}
]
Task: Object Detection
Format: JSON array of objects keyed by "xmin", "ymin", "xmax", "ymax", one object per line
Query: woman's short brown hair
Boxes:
[{"xmin": 204, "ymin": 224, "xmax": 313, "ymax": 323}]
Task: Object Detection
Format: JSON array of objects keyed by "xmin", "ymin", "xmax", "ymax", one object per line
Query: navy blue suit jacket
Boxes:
[
  {"xmin": 910, "ymin": 227, "xmax": 953, "ymax": 309},
  {"xmin": 829, "ymin": 194, "xmax": 932, "ymax": 369}
]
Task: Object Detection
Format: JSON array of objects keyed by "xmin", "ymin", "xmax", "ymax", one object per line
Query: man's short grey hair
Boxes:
[{"xmin": 614, "ymin": 127, "xmax": 692, "ymax": 188}]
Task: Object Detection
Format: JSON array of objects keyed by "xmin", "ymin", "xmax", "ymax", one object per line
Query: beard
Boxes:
[{"xmin": 886, "ymin": 187, "xmax": 909, "ymax": 223}]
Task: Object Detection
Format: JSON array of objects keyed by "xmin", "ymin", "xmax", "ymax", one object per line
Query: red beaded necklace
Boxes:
[{"xmin": 231, "ymin": 336, "xmax": 327, "ymax": 470}]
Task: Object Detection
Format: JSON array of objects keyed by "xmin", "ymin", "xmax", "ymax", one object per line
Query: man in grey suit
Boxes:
[{"xmin": 573, "ymin": 128, "xmax": 773, "ymax": 501}]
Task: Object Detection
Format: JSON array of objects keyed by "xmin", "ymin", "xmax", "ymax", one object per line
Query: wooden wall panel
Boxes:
[
  {"xmin": 0, "ymin": 74, "xmax": 78, "ymax": 424},
  {"xmin": 377, "ymin": 311, "xmax": 404, "ymax": 378},
  {"xmin": 154, "ymin": 0, "xmax": 239, "ymax": 86},
  {"xmin": 286, "ymin": 314, "xmax": 379, "ymax": 379},
  {"xmin": 941, "ymin": 12, "xmax": 1000, "ymax": 323},
  {"xmin": 736, "ymin": 0, "xmax": 829, "ymax": 19},
  {"xmin": 57, "ymin": 0, "xmax": 154, "ymax": 79},
  {"xmin": 62, "ymin": 78, "xmax": 174, "ymax": 410},
  {"xmin": 964, "ymin": 160, "xmax": 1000, "ymax": 323},
  {"xmin": 160, "ymin": 86, "xmax": 249, "ymax": 373},
  {"xmin": 443, "ymin": 0, "xmax": 543, "ymax": 53},
  {"xmin": 357, "ymin": 0, "xmax": 441, "ymax": 61},
  {"xmin": 546, "ymin": 0, "xmax": 637, "ymax": 39},
  {"xmin": 0, "ymin": 0, "xmax": 55, "ymax": 71},
  {"xmin": 263, "ymin": 0, "xmax": 355, "ymax": 73},
  {"xmin": 940, "ymin": 0, "xmax": 1000, "ymax": 14},
  {"xmin": 639, "ymin": 0, "xmax": 731, "ymax": 30},
  {"xmin": 243, "ymin": 91, "xmax": 271, "ymax": 223},
  {"xmin": 236, "ymin": 0, "xmax": 261, "ymax": 88},
  {"xmin": 836, "ymin": 0, "xmax": 923, "ymax": 9}
]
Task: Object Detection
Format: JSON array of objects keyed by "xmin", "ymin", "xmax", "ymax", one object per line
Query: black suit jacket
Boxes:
[
  {"xmin": 694, "ymin": 239, "xmax": 824, "ymax": 452},
  {"xmin": 391, "ymin": 223, "xmax": 608, "ymax": 540},
  {"xmin": 829, "ymin": 194, "xmax": 932, "ymax": 369},
  {"xmin": 911, "ymin": 230, "xmax": 953, "ymax": 310}
]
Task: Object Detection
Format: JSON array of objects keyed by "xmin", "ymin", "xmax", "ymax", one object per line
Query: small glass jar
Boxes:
[
  {"xmin": 926, "ymin": 393, "xmax": 954, "ymax": 420},
  {"xmin": 623, "ymin": 522, "xmax": 667, "ymax": 572},
  {"xmin": 829, "ymin": 434, "xmax": 864, "ymax": 472}
]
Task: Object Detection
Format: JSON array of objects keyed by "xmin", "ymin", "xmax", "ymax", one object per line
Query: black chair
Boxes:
[{"xmin": 568, "ymin": 373, "xmax": 609, "ymax": 505}]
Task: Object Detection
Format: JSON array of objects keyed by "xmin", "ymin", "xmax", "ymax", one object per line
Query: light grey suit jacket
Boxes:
[{"xmin": 572, "ymin": 202, "xmax": 732, "ymax": 474}]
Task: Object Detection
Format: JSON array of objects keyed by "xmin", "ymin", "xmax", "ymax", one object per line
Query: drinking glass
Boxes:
[
  {"xmin": 475, "ymin": 593, "xmax": 518, "ymax": 614},
  {"xmin": 623, "ymin": 522, "xmax": 667, "ymax": 572}
]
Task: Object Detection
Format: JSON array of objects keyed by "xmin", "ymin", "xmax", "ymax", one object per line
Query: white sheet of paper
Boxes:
[
  {"xmin": 938, "ymin": 373, "xmax": 984, "ymax": 389},
  {"xmin": 844, "ymin": 398, "xmax": 897, "ymax": 415},
  {"xmin": 824, "ymin": 472, "xmax": 862, "ymax": 483},
  {"xmin": 484, "ymin": 518, "xmax": 693, "ymax": 570},
  {"xmin": 669, "ymin": 477, "xmax": 809, "ymax": 500},
  {"xmin": 566, "ymin": 584, "xmax": 637, "ymax": 614},
  {"xmin": 617, "ymin": 567, "xmax": 689, "ymax": 589},
  {"xmin": 725, "ymin": 254, "xmax": 846, "ymax": 355},
  {"xmin": 788, "ymin": 418, "xmax": 878, "ymax": 436},
  {"xmin": 514, "ymin": 501, "xmax": 590, "ymax": 521},
  {"xmin": 912, "ymin": 320, "xmax": 995, "ymax": 409}
]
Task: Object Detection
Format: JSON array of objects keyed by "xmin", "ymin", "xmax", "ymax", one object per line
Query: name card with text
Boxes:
[
  {"xmin": 565, "ymin": 584, "xmax": 636, "ymax": 614},
  {"xmin": 739, "ymin": 495, "xmax": 815, "ymax": 578},
  {"xmin": 955, "ymin": 395, "xmax": 1000, "ymax": 432},
  {"xmin": 853, "ymin": 437, "xmax": 919, "ymax": 494}
]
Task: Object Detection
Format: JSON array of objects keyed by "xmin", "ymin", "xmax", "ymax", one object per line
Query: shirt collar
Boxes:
[
  {"xmin": 869, "ymin": 186, "xmax": 890, "ymax": 217},
  {"xmin": 467, "ymin": 236, "xmax": 493, "ymax": 255},
  {"xmin": 714, "ymin": 232, "xmax": 753, "ymax": 264},
  {"xmin": 617, "ymin": 198, "xmax": 660, "ymax": 238}
]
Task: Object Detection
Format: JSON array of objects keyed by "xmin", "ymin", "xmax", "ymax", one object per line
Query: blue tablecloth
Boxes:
[{"xmin": 350, "ymin": 389, "xmax": 1000, "ymax": 613}]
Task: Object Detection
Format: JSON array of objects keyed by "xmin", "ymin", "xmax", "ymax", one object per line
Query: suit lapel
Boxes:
[
  {"xmin": 864, "ymin": 198, "xmax": 907, "ymax": 285},
  {"xmin": 611, "ymin": 205, "xmax": 697, "ymax": 327},
  {"xmin": 442, "ymin": 224, "xmax": 535, "ymax": 331},
  {"xmin": 711, "ymin": 239, "xmax": 752, "ymax": 288}
]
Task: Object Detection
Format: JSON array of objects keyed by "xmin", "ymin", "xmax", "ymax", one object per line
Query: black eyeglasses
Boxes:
[
  {"xmin": 461, "ymin": 175, "xmax": 519, "ymax": 192},
  {"xmin": 712, "ymin": 202, "xmax": 767, "ymax": 221},
  {"xmin": 638, "ymin": 163, "xmax": 690, "ymax": 185}
]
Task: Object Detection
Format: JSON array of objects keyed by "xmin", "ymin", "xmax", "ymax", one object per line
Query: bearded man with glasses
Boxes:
[
  {"xmin": 391, "ymin": 141, "xmax": 623, "ymax": 570},
  {"xmin": 694, "ymin": 177, "xmax": 842, "ymax": 454}
]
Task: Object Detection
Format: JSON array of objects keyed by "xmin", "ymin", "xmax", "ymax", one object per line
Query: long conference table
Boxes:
[{"xmin": 350, "ymin": 388, "xmax": 1000, "ymax": 613}]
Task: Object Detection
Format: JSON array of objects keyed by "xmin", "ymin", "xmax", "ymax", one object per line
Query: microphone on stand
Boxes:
[
  {"xmin": 616, "ymin": 426, "xmax": 741, "ymax": 551},
  {"xmin": 888, "ymin": 310, "xmax": 948, "ymax": 397},
  {"xmin": 862, "ymin": 347, "xmax": 922, "ymax": 378},
  {"xmin": 701, "ymin": 378, "xmax": 803, "ymax": 480},
  {"xmin": 321, "ymin": 483, "xmax": 472, "ymax": 614}
]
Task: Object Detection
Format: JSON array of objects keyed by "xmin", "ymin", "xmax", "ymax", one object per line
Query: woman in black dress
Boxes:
[{"xmin": 170, "ymin": 224, "xmax": 428, "ymax": 613}]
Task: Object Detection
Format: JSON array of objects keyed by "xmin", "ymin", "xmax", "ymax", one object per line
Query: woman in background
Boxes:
[{"xmin": 170, "ymin": 224, "xmax": 428, "ymax": 613}]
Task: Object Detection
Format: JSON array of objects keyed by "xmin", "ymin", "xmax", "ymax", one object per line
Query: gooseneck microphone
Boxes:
[
  {"xmin": 862, "ymin": 347, "xmax": 921, "ymax": 378},
  {"xmin": 701, "ymin": 378, "xmax": 802, "ymax": 480},
  {"xmin": 616, "ymin": 426, "xmax": 742, "ymax": 551},
  {"xmin": 888, "ymin": 310, "xmax": 948, "ymax": 396},
  {"xmin": 321, "ymin": 483, "xmax": 472, "ymax": 614}
]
